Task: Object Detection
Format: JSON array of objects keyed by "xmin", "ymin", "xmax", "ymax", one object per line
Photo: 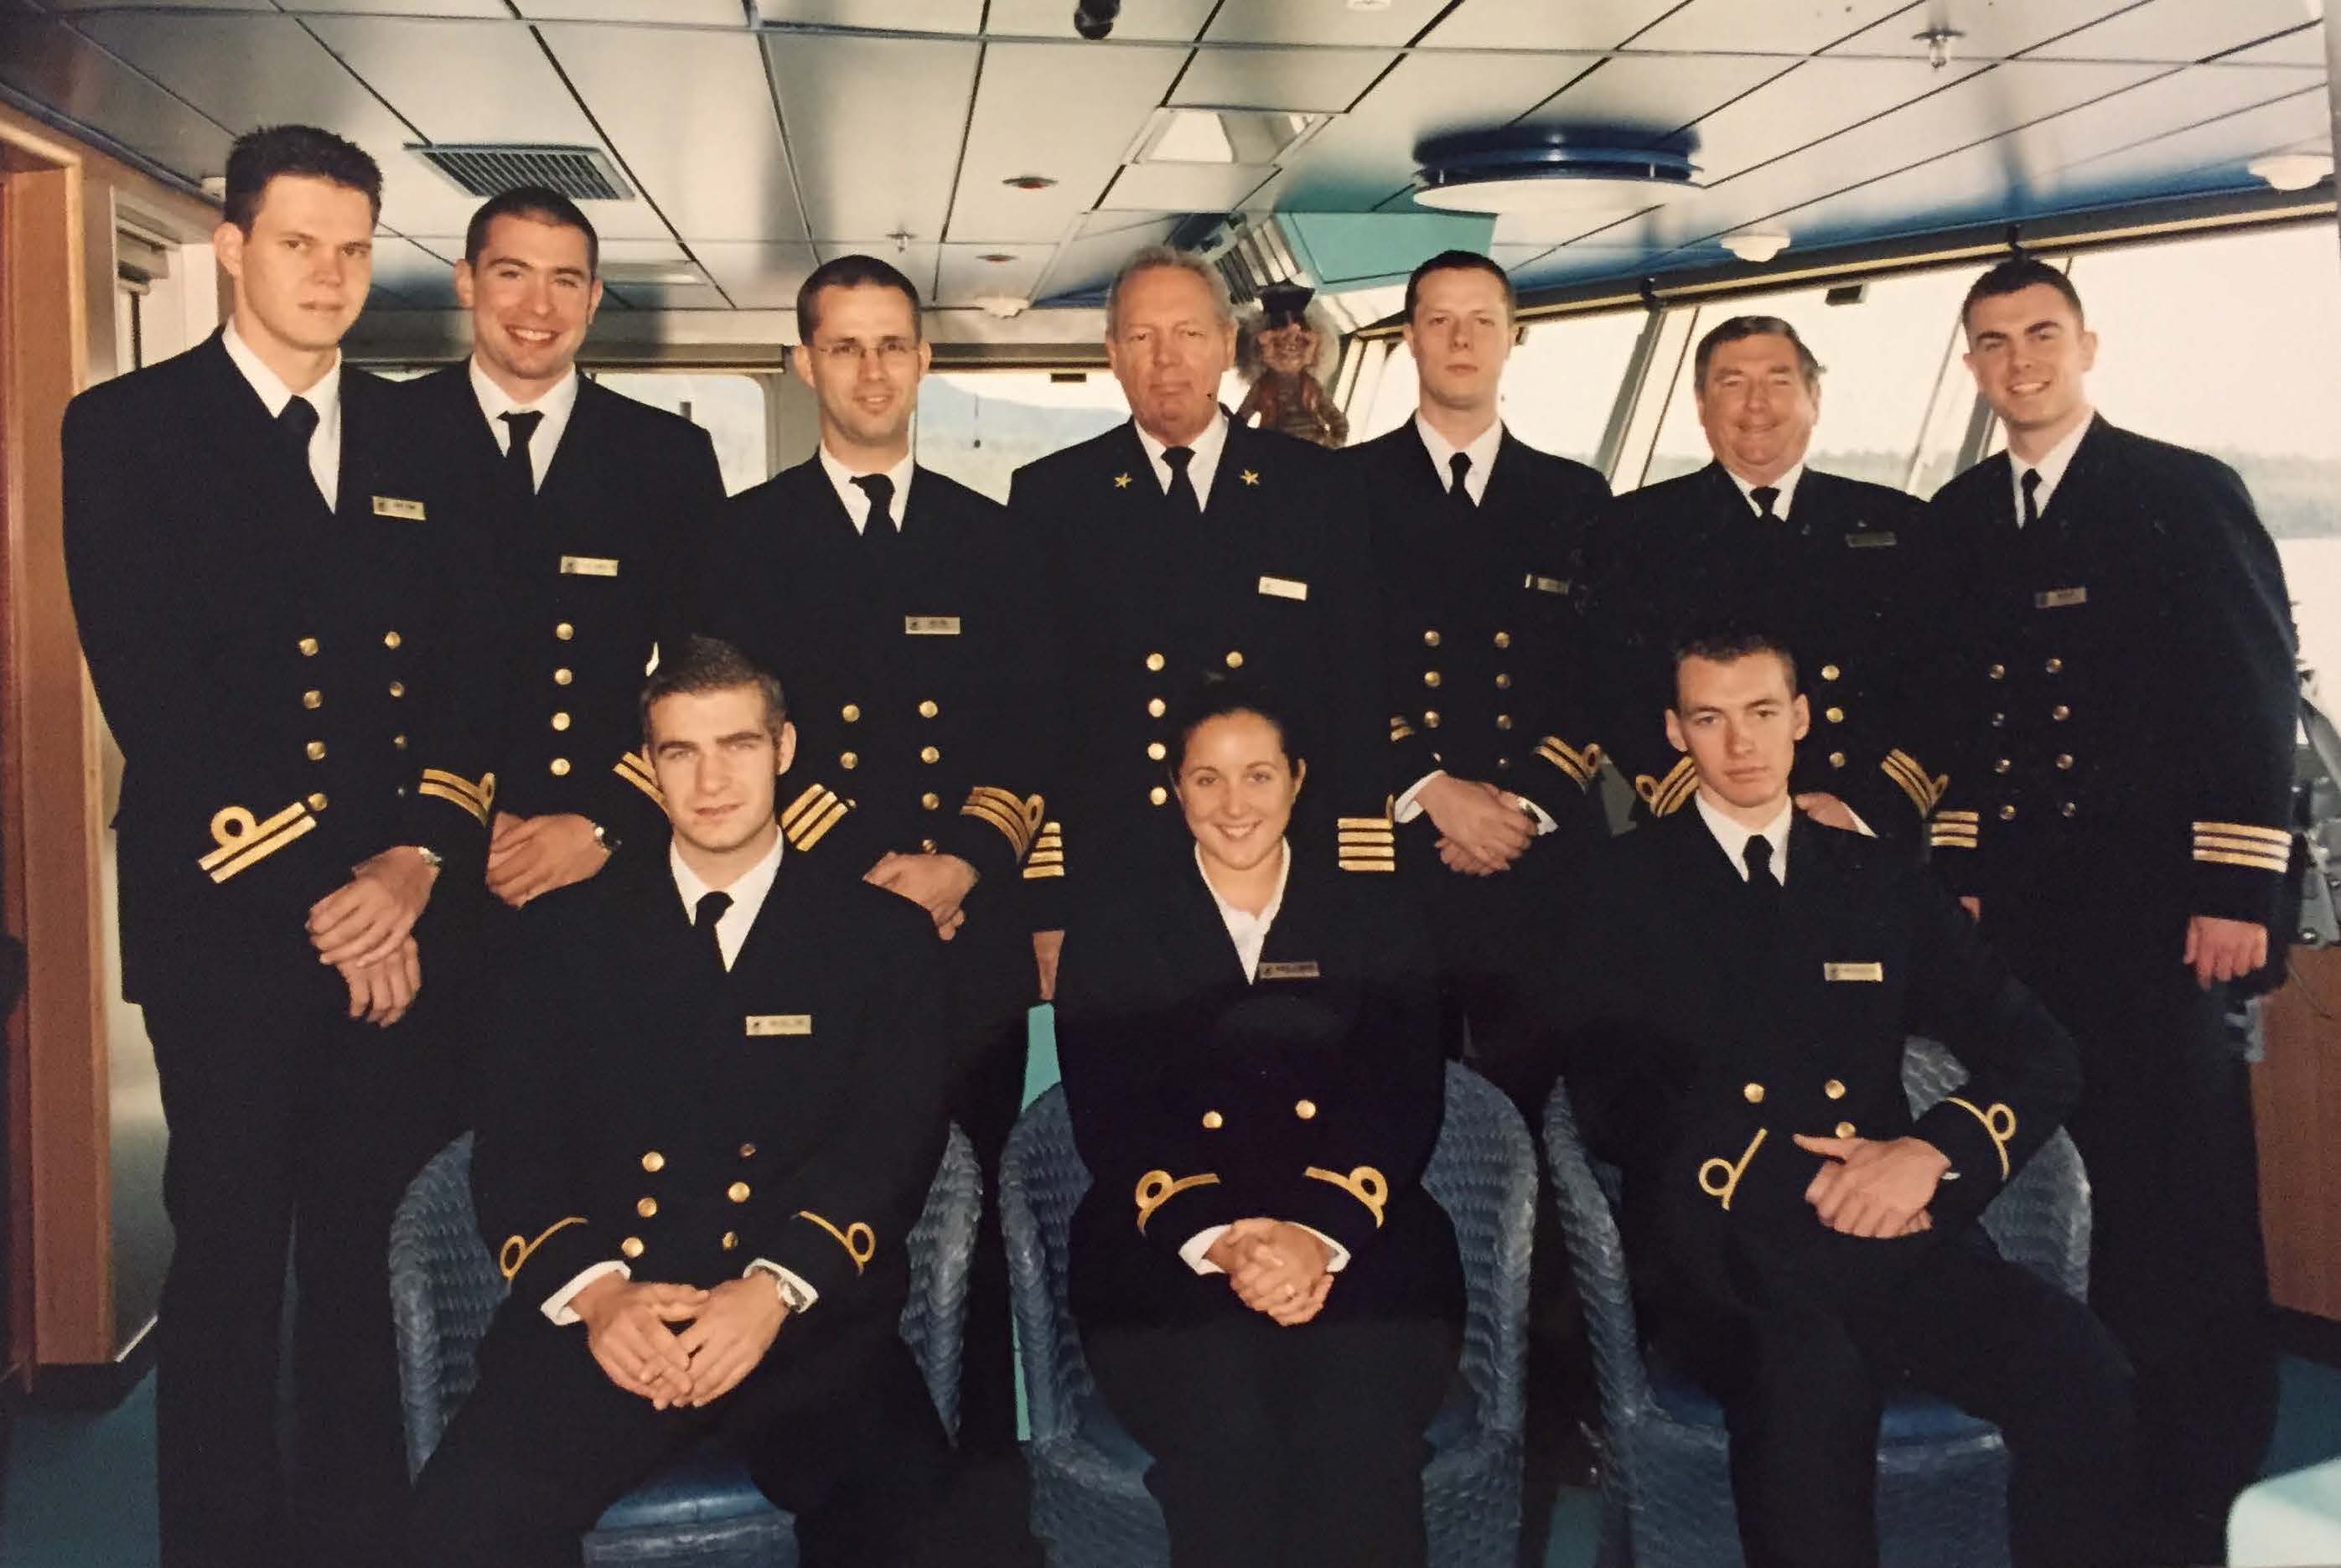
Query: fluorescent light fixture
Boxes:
[
  {"xmin": 2248, "ymin": 153, "xmax": 2333, "ymax": 192},
  {"xmin": 1137, "ymin": 109, "xmax": 1325, "ymax": 166},
  {"xmin": 1721, "ymin": 230, "xmax": 1791, "ymax": 263},
  {"xmin": 600, "ymin": 261, "xmax": 705, "ymax": 287},
  {"xmin": 1413, "ymin": 128, "xmax": 1699, "ymax": 216}
]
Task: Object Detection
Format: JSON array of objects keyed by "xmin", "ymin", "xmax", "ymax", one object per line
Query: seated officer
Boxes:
[
  {"xmin": 1552, "ymin": 627, "xmax": 2138, "ymax": 1568},
  {"xmin": 1055, "ymin": 681, "xmax": 1463, "ymax": 1568},
  {"xmin": 408, "ymin": 637, "xmax": 952, "ymax": 1568}
]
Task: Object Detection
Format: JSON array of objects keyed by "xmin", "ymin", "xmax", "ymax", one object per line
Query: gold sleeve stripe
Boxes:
[
  {"xmin": 1882, "ymin": 750, "xmax": 1944, "ymax": 815},
  {"xmin": 961, "ymin": 786, "xmax": 1044, "ymax": 860},
  {"xmin": 1303, "ymin": 1164, "xmax": 1389, "ymax": 1228},
  {"xmin": 790, "ymin": 799, "xmax": 851, "ymax": 851},
  {"xmin": 1336, "ymin": 815, "xmax": 1396, "ymax": 830},
  {"xmin": 1023, "ymin": 819, "xmax": 1066, "ymax": 880},
  {"xmin": 1134, "ymin": 1169, "xmax": 1220, "ymax": 1233},
  {"xmin": 1941, "ymin": 1097, "xmax": 2016, "ymax": 1181},
  {"xmin": 960, "ymin": 794, "xmax": 1026, "ymax": 855},
  {"xmin": 2195, "ymin": 848, "xmax": 2290, "ymax": 873},
  {"xmin": 1535, "ymin": 737, "xmax": 1599, "ymax": 789},
  {"xmin": 781, "ymin": 783, "xmax": 835, "ymax": 832},
  {"xmin": 1934, "ymin": 809, "xmax": 1980, "ymax": 823},
  {"xmin": 497, "ymin": 1216, "xmax": 587, "ymax": 1282},
  {"xmin": 1929, "ymin": 826, "xmax": 1979, "ymax": 849},
  {"xmin": 199, "ymin": 801, "xmax": 319, "ymax": 883},
  {"xmin": 1389, "ymin": 716, "xmax": 1416, "ymax": 743},
  {"xmin": 418, "ymin": 777, "xmax": 490, "ymax": 825},
  {"xmin": 2196, "ymin": 832, "xmax": 2292, "ymax": 857},
  {"xmin": 2194, "ymin": 821, "xmax": 2290, "ymax": 846},
  {"xmin": 421, "ymin": 767, "xmax": 495, "ymax": 810},
  {"xmin": 793, "ymin": 1211, "xmax": 877, "ymax": 1274},
  {"xmin": 614, "ymin": 753, "xmax": 666, "ymax": 806},
  {"xmin": 1635, "ymin": 756, "xmax": 1696, "ymax": 817}
]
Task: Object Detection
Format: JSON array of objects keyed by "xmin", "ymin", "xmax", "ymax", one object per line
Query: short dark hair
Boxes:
[
  {"xmin": 795, "ymin": 254, "xmax": 923, "ymax": 344},
  {"xmin": 640, "ymin": 636, "xmax": 787, "ymax": 743},
  {"xmin": 1670, "ymin": 624, "xmax": 1800, "ymax": 705},
  {"xmin": 464, "ymin": 185, "xmax": 600, "ymax": 277},
  {"xmin": 223, "ymin": 125, "xmax": 381, "ymax": 234},
  {"xmin": 1694, "ymin": 315, "xmax": 1823, "ymax": 395},
  {"xmin": 1165, "ymin": 677, "xmax": 1308, "ymax": 779},
  {"xmin": 1404, "ymin": 249, "xmax": 1515, "ymax": 323},
  {"xmin": 1960, "ymin": 255, "xmax": 2085, "ymax": 334}
]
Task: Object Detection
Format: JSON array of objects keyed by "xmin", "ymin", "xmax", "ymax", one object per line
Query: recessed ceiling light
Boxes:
[
  {"xmin": 2248, "ymin": 153, "xmax": 2333, "ymax": 192},
  {"xmin": 1002, "ymin": 174, "xmax": 1059, "ymax": 191},
  {"xmin": 1136, "ymin": 108, "xmax": 1327, "ymax": 166},
  {"xmin": 601, "ymin": 261, "xmax": 705, "ymax": 287},
  {"xmin": 977, "ymin": 253, "xmax": 1018, "ymax": 264},
  {"xmin": 974, "ymin": 294, "xmax": 1031, "ymax": 318},
  {"xmin": 1721, "ymin": 230, "xmax": 1791, "ymax": 264},
  {"xmin": 1414, "ymin": 129, "xmax": 1700, "ymax": 216}
]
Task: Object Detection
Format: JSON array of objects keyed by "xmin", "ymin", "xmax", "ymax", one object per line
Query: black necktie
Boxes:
[
  {"xmin": 694, "ymin": 889, "xmax": 733, "ymax": 972},
  {"xmin": 1163, "ymin": 446, "xmax": 1202, "ymax": 519},
  {"xmin": 277, "ymin": 395, "xmax": 319, "ymax": 458},
  {"xmin": 2020, "ymin": 468, "xmax": 2043, "ymax": 530},
  {"xmin": 1743, "ymin": 835, "xmax": 1780, "ymax": 919},
  {"xmin": 853, "ymin": 473, "xmax": 898, "ymax": 568},
  {"xmin": 500, "ymin": 409, "xmax": 544, "ymax": 499},
  {"xmin": 1750, "ymin": 485, "xmax": 1780, "ymax": 520},
  {"xmin": 1448, "ymin": 451, "xmax": 1476, "ymax": 511}
]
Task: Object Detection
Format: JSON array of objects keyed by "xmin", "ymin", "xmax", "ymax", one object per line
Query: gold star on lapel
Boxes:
[
  {"xmin": 1114, "ymin": 473, "xmax": 1132, "ymax": 489},
  {"xmin": 1240, "ymin": 469, "xmax": 1261, "ymax": 487}
]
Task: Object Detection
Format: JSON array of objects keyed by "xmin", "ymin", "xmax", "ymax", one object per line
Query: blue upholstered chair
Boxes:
[
  {"xmin": 1000, "ymin": 1060, "xmax": 1536, "ymax": 1568},
  {"xmin": 389, "ymin": 1126, "xmax": 979, "ymax": 1568},
  {"xmin": 1543, "ymin": 1038, "xmax": 2093, "ymax": 1568}
]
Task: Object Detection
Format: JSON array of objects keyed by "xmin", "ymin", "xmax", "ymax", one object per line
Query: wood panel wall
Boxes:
[{"xmin": 2256, "ymin": 946, "xmax": 2341, "ymax": 1322}]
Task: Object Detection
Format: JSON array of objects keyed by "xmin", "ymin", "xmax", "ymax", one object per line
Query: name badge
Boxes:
[
  {"xmin": 560, "ymin": 555, "xmax": 619, "ymax": 577},
  {"xmin": 2035, "ymin": 586, "xmax": 2089, "ymax": 609},
  {"xmin": 372, "ymin": 495, "xmax": 426, "ymax": 520},
  {"xmin": 745, "ymin": 1014, "xmax": 813, "ymax": 1037},
  {"xmin": 905, "ymin": 616, "xmax": 961, "ymax": 636},
  {"xmin": 1824, "ymin": 962, "xmax": 1885, "ymax": 983},
  {"xmin": 1256, "ymin": 960, "xmax": 1320, "ymax": 981},
  {"xmin": 1846, "ymin": 530, "xmax": 1898, "ymax": 549},
  {"xmin": 1257, "ymin": 575, "xmax": 1309, "ymax": 602},
  {"xmin": 1525, "ymin": 574, "xmax": 1567, "ymax": 594}
]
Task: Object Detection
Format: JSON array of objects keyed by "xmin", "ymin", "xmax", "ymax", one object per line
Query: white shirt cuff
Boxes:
[
  {"xmin": 541, "ymin": 1260, "xmax": 629, "ymax": 1325},
  {"xmin": 1516, "ymin": 795, "xmax": 1557, "ymax": 836},
  {"xmin": 1178, "ymin": 1224, "xmax": 1351, "ymax": 1275},
  {"xmin": 1847, "ymin": 805, "xmax": 1876, "ymax": 838},
  {"xmin": 1392, "ymin": 770, "xmax": 1444, "ymax": 824},
  {"xmin": 746, "ymin": 1257, "xmax": 820, "ymax": 1312}
]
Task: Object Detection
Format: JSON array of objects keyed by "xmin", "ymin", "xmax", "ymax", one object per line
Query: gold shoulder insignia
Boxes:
[{"xmin": 780, "ymin": 783, "xmax": 851, "ymax": 851}]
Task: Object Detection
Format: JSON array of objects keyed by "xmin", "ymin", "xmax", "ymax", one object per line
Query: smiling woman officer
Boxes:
[{"xmin": 1053, "ymin": 680, "xmax": 1463, "ymax": 1568}]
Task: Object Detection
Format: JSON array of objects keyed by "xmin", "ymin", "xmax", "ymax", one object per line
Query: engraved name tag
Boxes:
[
  {"xmin": 560, "ymin": 555, "xmax": 619, "ymax": 577},
  {"xmin": 1257, "ymin": 575, "xmax": 1308, "ymax": 601},
  {"xmin": 1824, "ymin": 962, "xmax": 1885, "ymax": 983},
  {"xmin": 1526, "ymin": 574, "xmax": 1567, "ymax": 594},
  {"xmin": 1256, "ymin": 960, "xmax": 1321, "ymax": 981},
  {"xmin": 905, "ymin": 616, "xmax": 961, "ymax": 636},
  {"xmin": 1846, "ymin": 531, "xmax": 1898, "ymax": 549},
  {"xmin": 745, "ymin": 1014, "xmax": 813, "ymax": 1037},
  {"xmin": 2035, "ymin": 587, "xmax": 2089, "ymax": 609},
  {"xmin": 372, "ymin": 495, "xmax": 426, "ymax": 520}
]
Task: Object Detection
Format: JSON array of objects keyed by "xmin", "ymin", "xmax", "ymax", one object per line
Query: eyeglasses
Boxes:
[{"xmin": 816, "ymin": 339, "xmax": 919, "ymax": 365}]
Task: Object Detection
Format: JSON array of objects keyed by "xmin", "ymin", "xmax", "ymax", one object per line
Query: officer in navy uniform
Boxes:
[
  {"xmin": 1354, "ymin": 249, "xmax": 1611, "ymax": 1109},
  {"xmin": 1011, "ymin": 247, "xmax": 1391, "ymax": 993},
  {"xmin": 408, "ymin": 638, "xmax": 952, "ymax": 1568},
  {"xmin": 1582, "ymin": 316, "xmax": 1950, "ymax": 841},
  {"xmin": 687, "ymin": 254, "xmax": 1049, "ymax": 1458},
  {"xmin": 1556, "ymin": 628, "xmax": 2138, "ymax": 1568},
  {"xmin": 61, "ymin": 127, "xmax": 495, "ymax": 1568},
  {"xmin": 1057, "ymin": 681, "xmax": 1462, "ymax": 1568},
  {"xmin": 1928, "ymin": 256, "xmax": 2295, "ymax": 1559},
  {"xmin": 402, "ymin": 185, "xmax": 722, "ymax": 919}
]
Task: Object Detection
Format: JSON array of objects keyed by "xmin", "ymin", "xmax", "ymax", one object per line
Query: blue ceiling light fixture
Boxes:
[{"xmin": 1411, "ymin": 127, "xmax": 1701, "ymax": 216}]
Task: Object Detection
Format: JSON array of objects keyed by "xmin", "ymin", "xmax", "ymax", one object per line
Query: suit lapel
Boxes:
[{"xmin": 1205, "ymin": 412, "xmax": 1266, "ymax": 525}]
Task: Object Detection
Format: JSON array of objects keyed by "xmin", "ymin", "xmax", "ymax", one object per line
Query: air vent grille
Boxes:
[{"xmin": 409, "ymin": 144, "xmax": 633, "ymax": 202}]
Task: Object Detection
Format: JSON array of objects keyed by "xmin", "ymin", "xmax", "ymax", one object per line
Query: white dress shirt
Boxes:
[
  {"xmin": 1724, "ymin": 460, "xmax": 1806, "ymax": 520},
  {"xmin": 2008, "ymin": 414, "xmax": 2092, "ymax": 525},
  {"xmin": 1411, "ymin": 411, "xmax": 1504, "ymax": 505},
  {"xmin": 1178, "ymin": 838, "xmax": 1349, "ymax": 1278},
  {"xmin": 469, "ymin": 360, "xmax": 579, "ymax": 493},
  {"xmin": 1134, "ymin": 410, "xmax": 1230, "ymax": 511},
  {"xmin": 817, "ymin": 443, "xmax": 916, "ymax": 533},
  {"xmin": 1696, "ymin": 793, "xmax": 1796, "ymax": 884},
  {"xmin": 541, "ymin": 832, "xmax": 822, "ymax": 1322},
  {"xmin": 222, "ymin": 316, "xmax": 342, "ymax": 511}
]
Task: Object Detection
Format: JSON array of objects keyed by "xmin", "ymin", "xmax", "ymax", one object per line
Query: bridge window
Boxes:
[
  {"xmin": 590, "ymin": 372, "xmax": 770, "ymax": 497},
  {"xmin": 1501, "ymin": 310, "xmax": 1650, "ymax": 470}
]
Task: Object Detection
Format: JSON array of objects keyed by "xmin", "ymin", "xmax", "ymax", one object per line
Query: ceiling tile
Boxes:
[
  {"xmin": 937, "ymin": 241, "xmax": 1052, "ymax": 305},
  {"xmin": 1205, "ymin": 0, "xmax": 1454, "ymax": 48},
  {"xmin": 1099, "ymin": 161, "xmax": 1275, "ymax": 210},
  {"xmin": 1676, "ymin": 55, "xmax": 1995, "ymax": 184},
  {"xmin": 749, "ymin": 0, "xmax": 984, "ymax": 30},
  {"xmin": 947, "ymin": 39, "xmax": 1188, "ymax": 242},
  {"xmin": 305, "ymin": 16, "xmax": 602, "ymax": 147},
  {"xmin": 274, "ymin": 0, "xmax": 510, "ymax": 14},
  {"xmin": 766, "ymin": 33, "xmax": 979, "ymax": 242},
  {"xmin": 1420, "ymin": 0, "xmax": 1687, "ymax": 51},
  {"xmin": 1629, "ymin": 0, "xmax": 1919, "ymax": 55},
  {"xmin": 510, "ymin": 1, "xmax": 743, "ymax": 22},
  {"xmin": 1035, "ymin": 214, "xmax": 1183, "ymax": 300},
  {"xmin": 2024, "ymin": 1, "xmax": 2328, "ymax": 64},
  {"xmin": 1516, "ymin": 52, "xmax": 1784, "ymax": 137},
  {"xmin": 984, "ymin": 0, "xmax": 1215, "ymax": 40},
  {"xmin": 1832, "ymin": 0, "xmax": 2150, "ymax": 62},
  {"xmin": 690, "ymin": 239, "xmax": 823, "ymax": 310},
  {"xmin": 367, "ymin": 235, "xmax": 462, "ymax": 308},
  {"xmin": 0, "ymin": 13, "xmax": 234, "ymax": 184},
  {"xmin": 536, "ymin": 23, "xmax": 806, "ymax": 243},
  {"xmin": 1171, "ymin": 45, "xmax": 1390, "ymax": 111}
]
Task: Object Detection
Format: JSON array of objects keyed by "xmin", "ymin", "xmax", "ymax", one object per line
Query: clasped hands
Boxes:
[
  {"xmin": 488, "ymin": 810, "xmax": 609, "ymax": 909},
  {"xmin": 1419, "ymin": 773, "xmax": 1538, "ymax": 877},
  {"xmin": 573, "ymin": 1274, "xmax": 787, "ymax": 1410},
  {"xmin": 307, "ymin": 844, "xmax": 439, "ymax": 1027},
  {"xmin": 866, "ymin": 850, "xmax": 977, "ymax": 940},
  {"xmin": 1794, "ymin": 1132, "xmax": 1949, "ymax": 1239},
  {"xmin": 1204, "ymin": 1218, "xmax": 1334, "ymax": 1327}
]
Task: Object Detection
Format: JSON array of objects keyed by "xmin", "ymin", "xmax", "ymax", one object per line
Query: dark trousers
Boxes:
[
  {"xmin": 1086, "ymin": 1312, "xmax": 1459, "ymax": 1568},
  {"xmin": 1653, "ymin": 1234, "xmax": 2141, "ymax": 1568},
  {"xmin": 409, "ymin": 1308, "xmax": 950, "ymax": 1568},
  {"xmin": 1984, "ymin": 877, "xmax": 2279, "ymax": 1556},
  {"xmin": 142, "ymin": 969, "xmax": 458, "ymax": 1568}
]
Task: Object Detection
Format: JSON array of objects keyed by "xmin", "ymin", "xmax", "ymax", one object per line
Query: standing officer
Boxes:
[
  {"xmin": 404, "ymin": 185, "xmax": 723, "ymax": 915},
  {"xmin": 1582, "ymin": 317, "xmax": 1950, "ymax": 841},
  {"xmin": 1010, "ymin": 247, "xmax": 1388, "ymax": 986},
  {"xmin": 686, "ymin": 254, "xmax": 1049, "ymax": 1457},
  {"xmin": 407, "ymin": 637, "xmax": 953, "ymax": 1568},
  {"xmin": 1353, "ymin": 248, "xmax": 1610, "ymax": 1108},
  {"xmin": 61, "ymin": 125, "xmax": 495, "ymax": 1568},
  {"xmin": 1929, "ymin": 256, "xmax": 2295, "ymax": 1557},
  {"xmin": 1558, "ymin": 626, "xmax": 2138, "ymax": 1568}
]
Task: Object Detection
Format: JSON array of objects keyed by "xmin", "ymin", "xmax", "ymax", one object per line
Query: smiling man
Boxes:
[
  {"xmin": 1553, "ymin": 627, "xmax": 2138, "ymax": 1568},
  {"xmin": 1928, "ymin": 255, "xmax": 2297, "ymax": 1557},
  {"xmin": 1582, "ymin": 316, "xmax": 1955, "ymax": 847},
  {"xmin": 405, "ymin": 186, "xmax": 724, "ymax": 923}
]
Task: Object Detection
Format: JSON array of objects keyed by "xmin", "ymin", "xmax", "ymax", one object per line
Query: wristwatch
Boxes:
[
  {"xmin": 591, "ymin": 821, "xmax": 621, "ymax": 854},
  {"xmin": 773, "ymin": 1273, "xmax": 813, "ymax": 1313},
  {"xmin": 413, "ymin": 845, "xmax": 444, "ymax": 871}
]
